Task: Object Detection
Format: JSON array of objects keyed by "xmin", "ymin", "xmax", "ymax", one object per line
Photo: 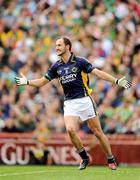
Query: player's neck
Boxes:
[{"xmin": 61, "ymin": 52, "xmax": 71, "ymax": 63}]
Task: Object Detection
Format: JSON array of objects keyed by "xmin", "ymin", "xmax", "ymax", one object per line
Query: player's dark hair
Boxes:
[
  {"xmin": 63, "ymin": 37, "xmax": 72, "ymax": 51},
  {"xmin": 57, "ymin": 36, "xmax": 72, "ymax": 51}
]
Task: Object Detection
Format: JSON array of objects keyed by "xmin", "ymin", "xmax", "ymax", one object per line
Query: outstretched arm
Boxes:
[
  {"xmin": 15, "ymin": 73, "xmax": 49, "ymax": 87},
  {"xmin": 92, "ymin": 68, "xmax": 116, "ymax": 83},
  {"xmin": 92, "ymin": 68, "xmax": 132, "ymax": 89}
]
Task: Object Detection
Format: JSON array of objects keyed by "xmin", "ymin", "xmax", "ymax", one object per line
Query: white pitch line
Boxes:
[{"xmin": 0, "ymin": 170, "xmax": 62, "ymax": 177}]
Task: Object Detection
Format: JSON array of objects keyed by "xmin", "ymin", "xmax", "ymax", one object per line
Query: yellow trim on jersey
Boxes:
[{"xmin": 81, "ymin": 71, "xmax": 92, "ymax": 96}]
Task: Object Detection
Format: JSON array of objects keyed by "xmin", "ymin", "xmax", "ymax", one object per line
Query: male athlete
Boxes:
[{"xmin": 15, "ymin": 37, "xmax": 131, "ymax": 170}]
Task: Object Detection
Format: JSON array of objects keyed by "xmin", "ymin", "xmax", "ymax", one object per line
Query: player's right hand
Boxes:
[{"xmin": 15, "ymin": 73, "xmax": 28, "ymax": 86}]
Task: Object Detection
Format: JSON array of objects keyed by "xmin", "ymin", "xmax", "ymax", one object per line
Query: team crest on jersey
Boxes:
[{"xmin": 72, "ymin": 67, "xmax": 78, "ymax": 73}]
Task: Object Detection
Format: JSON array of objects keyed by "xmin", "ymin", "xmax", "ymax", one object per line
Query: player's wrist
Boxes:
[{"xmin": 115, "ymin": 78, "xmax": 119, "ymax": 84}]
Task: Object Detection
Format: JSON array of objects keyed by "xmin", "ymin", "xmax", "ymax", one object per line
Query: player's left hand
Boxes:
[{"xmin": 116, "ymin": 76, "xmax": 132, "ymax": 89}]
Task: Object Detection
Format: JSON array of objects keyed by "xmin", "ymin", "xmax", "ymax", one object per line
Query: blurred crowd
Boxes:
[{"xmin": 0, "ymin": 0, "xmax": 140, "ymax": 137}]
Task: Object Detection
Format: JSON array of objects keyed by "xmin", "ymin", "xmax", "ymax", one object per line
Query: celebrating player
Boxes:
[{"xmin": 15, "ymin": 37, "xmax": 131, "ymax": 170}]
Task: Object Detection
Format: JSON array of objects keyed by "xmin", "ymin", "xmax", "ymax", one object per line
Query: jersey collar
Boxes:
[
  {"xmin": 59, "ymin": 52, "xmax": 76, "ymax": 64},
  {"xmin": 69, "ymin": 52, "xmax": 76, "ymax": 63}
]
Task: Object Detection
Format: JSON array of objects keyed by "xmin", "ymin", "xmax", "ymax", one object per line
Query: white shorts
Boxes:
[{"xmin": 64, "ymin": 96, "xmax": 97, "ymax": 121}]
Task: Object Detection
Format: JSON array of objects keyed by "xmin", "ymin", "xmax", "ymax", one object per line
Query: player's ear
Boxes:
[{"xmin": 66, "ymin": 44, "xmax": 70, "ymax": 51}]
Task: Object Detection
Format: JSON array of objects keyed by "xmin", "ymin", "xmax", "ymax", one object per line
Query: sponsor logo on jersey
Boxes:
[{"xmin": 60, "ymin": 73, "xmax": 77, "ymax": 84}]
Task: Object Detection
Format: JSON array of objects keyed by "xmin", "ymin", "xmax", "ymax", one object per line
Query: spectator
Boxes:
[
  {"xmin": 17, "ymin": 113, "xmax": 36, "ymax": 132},
  {"xmin": 2, "ymin": 117, "xmax": 18, "ymax": 133}
]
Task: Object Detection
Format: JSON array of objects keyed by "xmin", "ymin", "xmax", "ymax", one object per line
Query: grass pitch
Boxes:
[{"xmin": 0, "ymin": 165, "xmax": 139, "ymax": 180}]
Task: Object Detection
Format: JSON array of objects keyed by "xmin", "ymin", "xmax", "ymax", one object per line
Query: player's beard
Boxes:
[{"xmin": 57, "ymin": 48, "xmax": 66, "ymax": 57}]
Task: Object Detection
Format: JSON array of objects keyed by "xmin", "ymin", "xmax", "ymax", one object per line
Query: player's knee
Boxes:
[{"xmin": 93, "ymin": 128, "xmax": 104, "ymax": 139}]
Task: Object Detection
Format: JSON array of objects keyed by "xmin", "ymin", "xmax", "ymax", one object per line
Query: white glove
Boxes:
[
  {"xmin": 15, "ymin": 73, "xmax": 28, "ymax": 86},
  {"xmin": 116, "ymin": 76, "xmax": 132, "ymax": 89}
]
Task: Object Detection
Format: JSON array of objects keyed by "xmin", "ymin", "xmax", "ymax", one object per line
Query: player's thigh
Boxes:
[
  {"xmin": 87, "ymin": 115, "xmax": 103, "ymax": 133},
  {"xmin": 64, "ymin": 116, "xmax": 80, "ymax": 131}
]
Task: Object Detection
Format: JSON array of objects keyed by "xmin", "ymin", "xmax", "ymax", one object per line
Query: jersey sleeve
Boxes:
[
  {"xmin": 44, "ymin": 63, "xmax": 58, "ymax": 81},
  {"xmin": 80, "ymin": 58, "xmax": 94, "ymax": 73}
]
